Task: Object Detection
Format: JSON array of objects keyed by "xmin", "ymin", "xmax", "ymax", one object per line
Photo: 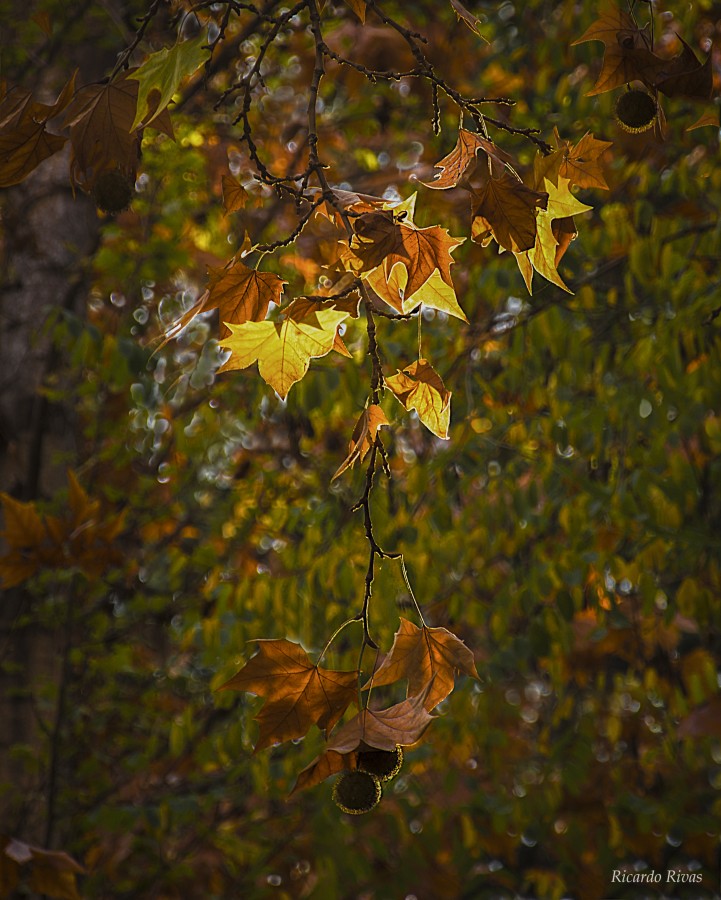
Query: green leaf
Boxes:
[{"xmin": 129, "ymin": 33, "xmax": 210, "ymax": 130}]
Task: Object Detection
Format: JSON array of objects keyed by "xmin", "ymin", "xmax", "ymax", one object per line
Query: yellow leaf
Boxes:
[
  {"xmin": 219, "ymin": 304, "xmax": 347, "ymax": 400},
  {"xmin": 386, "ymin": 359, "xmax": 452, "ymax": 439},
  {"xmin": 332, "ymin": 405, "xmax": 389, "ymax": 480}
]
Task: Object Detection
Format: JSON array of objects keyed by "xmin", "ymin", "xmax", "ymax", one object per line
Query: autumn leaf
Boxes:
[
  {"xmin": 366, "ymin": 261, "xmax": 468, "ymax": 322},
  {"xmin": 129, "ymin": 33, "xmax": 210, "ymax": 130},
  {"xmin": 423, "ymin": 128, "xmax": 510, "ymax": 191},
  {"xmin": 1, "ymin": 837, "xmax": 83, "ymax": 900},
  {"xmin": 222, "ymin": 174, "xmax": 249, "ymax": 213},
  {"xmin": 653, "ymin": 36, "xmax": 713, "ymax": 100},
  {"xmin": 366, "ymin": 617, "xmax": 478, "ymax": 710},
  {"xmin": 343, "ymin": 0, "xmax": 366, "ymax": 23},
  {"xmin": 327, "ymin": 688, "xmax": 436, "ymax": 753},
  {"xmin": 290, "ymin": 749, "xmax": 357, "ymax": 795},
  {"xmin": 0, "ymin": 75, "xmax": 76, "ymax": 187},
  {"xmin": 218, "ymin": 304, "xmax": 348, "ymax": 399},
  {"xmin": 386, "ymin": 359, "xmax": 452, "ymax": 439},
  {"xmin": 207, "ymin": 258, "xmax": 286, "ymax": 335},
  {"xmin": 686, "ymin": 110, "xmax": 719, "ymax": 131},
  {"xmin": 471, "ymin": 172, "xmax": 548, "ymax": 253},
  {"xmin": 218, "ymin": 639, "xmax": 357, "ymax": 752},
  {"xmin": 448, "ymin": 0, "xmax": 488, "ymax": 40},
  {"xmin": 571, "ymin": 4, "xmax": 653, "ymax": 96},
  {"xmin": 513, "ymin": 175, "xmax": 592, "ymax": 292},
  {"xmin": 558, "ymin": 131, "xmax": 612, "ymax": 191},
  {"xmin": 332, "ymin": 405, "xmax": 390, "ymax": 480}
]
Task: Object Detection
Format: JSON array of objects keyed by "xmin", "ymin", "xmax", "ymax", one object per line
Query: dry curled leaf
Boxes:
[
  {"xmin": 332, "ymin": 405, "xmax": 389, "ymax": 480},
  {"xmin": 218, "ymin": 639, "xmax": 357, "ymax": 752},
  {"xmin": 327, "ymin": 687, "xmax": 436, "ymax": 753},
  {"xmin": 366, "ymin": 618, "xmax": 478, "ymax": 710}
]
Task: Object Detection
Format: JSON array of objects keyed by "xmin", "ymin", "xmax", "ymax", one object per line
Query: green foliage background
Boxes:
[{"xmin": 2, "ymin": 1, "xmax": 721, "ymax": 898}]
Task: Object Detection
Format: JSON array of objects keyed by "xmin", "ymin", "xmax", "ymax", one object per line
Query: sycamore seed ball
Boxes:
[
  {"xmin": 332, "ymin": 771, "xmax": 382, "ymax": 814},
  {"xmin": 615, "ymin": 89, "xmax": 657, "ymax": 134},
  {"xmin": 357, "ymin": 746, "xmax": 403, "ymax": 781},
  {"xmin": 92, "ymin": 170, "xmax": 134, "ymax": 215}
]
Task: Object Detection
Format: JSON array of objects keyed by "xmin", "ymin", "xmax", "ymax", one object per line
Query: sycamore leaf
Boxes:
[
  {"xmin": 207, "ymin": 259, "xmax": 286, "ymax": 335},
  {"xmin": 513, "ymin": 176, "xmax": 592, "ymax": 293},
  {"xmin": 559, "ymin": 131, "xmax": 612, "ymax": 190},
  {"xmin": 366, "ymin": 260, "xmax": 468, "ymax": 322},
  {"xmin": 290, "ymin": 749, "xmax": 357, "ymax": 795},
  {"xmin": 343, "ymin": 0, "xmax": 366, "ymax": 22},
  {"xmin": 471, "ymin": 172, "xmax": 548, "ymax": 253},
  {"xmin": 653, "ymin": 36, "xmax": 713, "ymax": 100},
  {"xmin": 332, "ymin": 405, "xmax": 389, "ymax": 480},
  {"xmin": 423, "ymin": 129, "xmax": 510, "ymax": 191},
  {"xmin": 218, "ymin": 639, "xmax": 357, "ymax": 752},
  {"xmin": 572, "ymin": 5, "xmax": 652, "ymax": 95},
  {"xmin": 326, "ymin": 689, "xmax": 435, "ymax": 753},
  {"xmin": 129, "ymin": 33, "xmax": 210, "ymax": 130},
  {"xmin": 218, "ymin": 304, "xmax": 347, "ymax": 400},
  {"xmin": 687, "ymin": 110, "xmax": 719, "ymax": 131},
  {"xmin": 366, "ymin": 617, "xmax": 478, "ymax": 710},
  {"xmin": 386, "ymin": 359, "xmax": 452, "ymax": 439},
  {"xmin": 0, "ymin": 122, "xmax": 65, "ymax": 188},
  {"xmin": 222, "ymin": 174, "xmax": 249, "ymax": 213}
]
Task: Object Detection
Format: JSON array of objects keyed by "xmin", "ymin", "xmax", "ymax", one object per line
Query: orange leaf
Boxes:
[
  {"xmin": 207, "ymin": 259, "xmax": 286, "ymax": 334},
  {"xmin": 423, "ymin": 128, "xmax": 510, "ymax": 191},
  {"xmin": 290, "ymin": 749, "xmax": 357, "ymax": 795},
  {"xmin": 558, "ymin": 131, "xmax": 613, "ymax": 191},
  {"xmin": 343, "ymin": 0, "xmax": 366, "ymax": 23},
  {"xmin": 0, "ymin": 120, "xmax": 66, "ymax": 188},
  {"xmin": 327, "ymin": 688, "xmax": 435, "ymax": 752},
  {"xmin": 386, "ymin": 358, "xmax": 451, "ymax": 439},
  {"xmin": 218, "ymin": 639, "xmax": 358, "ymax": 752},
  {"xmin": 222, "ymin": 174, "xmax": 249, "ymax": 213},
  {"xmin": 366, "ymin": 617, "xmax": 478, "ymax": 710},
  {"xmin": 471, "ymin": 173, "xmax": 548, "ymax": 253},
  {"xmin": 332, "ymin": 405, "xmax": 389, "ymax": 481},
  {"xmin": 571, "ymin": 4, "xmax": 654, "ymax": 96}
]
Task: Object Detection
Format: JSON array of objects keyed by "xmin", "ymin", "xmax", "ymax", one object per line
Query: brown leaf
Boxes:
[
  {"xmin": 222, "ymin": 174, "xmax": 249, "ymax": 213},
  {"xmin": 448, "ymin": 0, "xmax": 488, "ymax": 39},
  {"xmin": 218, "ymin": 639, "xmax": 357, "ymax": 752},
  {"xmin": 332, "ymin": 405, "xmax": 389, "ymax": 481},
  {"xmin": 653, "ymin": 37, "xmax": 713, "ymax": 100},
  {"xmin": 686, "ymin": 110, "xmax": 719, "ymax": 131},
  {"xmin": 343, "ymin": 0, "xmax": 366, "ymax": 22},
  {"xmin": 366, "ymin": 617, "xmax": 478, "ymax": 710},
  {"xmin": 559, "ymin": 131, "xmax": 613, "ymax": 191},
  {"xmin": 423, "ymin": 128, "xmax": 511, "ymax": 191},
  {"xmin": 327, "ymin": 689, "xmax": 436, "ymax": 753},
  {"xmin": 1, "ymin": 838, "xmax": 83, "ymax": 900},
  {"xmin": 207, "ymin": 258, "xmax": 286, "ymax": 335},
  {"xmin": 572, "ymin": 5, "xmax": 653, "ymax": 96},
  {"xmin": 386, "ymin": 359, "xmax": 452, "ymax": 439},
  {"xmin": 290, "ymin": 749, "xmax": 357, "ymax": 795},
  {"xmin": 471, "ymin": 173, "xmax": 548, "ymax": 253}
]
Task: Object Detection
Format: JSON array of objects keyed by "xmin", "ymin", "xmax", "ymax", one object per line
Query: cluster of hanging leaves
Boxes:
[{"xmin": 218, "ymin": 616, "xmax": 478, "ymax": 811}]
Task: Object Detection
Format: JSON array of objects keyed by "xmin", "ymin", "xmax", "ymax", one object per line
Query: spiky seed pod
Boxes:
[
  {"xmin": 332, "ymin": 771, "xmax": 382, "ymax": 815},
  {"xmin": 92, "ymin": 170, "xmax": 133, "ymax": 214},
  {"xmin": 357, "ymin": 746, "xmax": 403, "ymax": 782},
  {"xmin": 615, "ymin": 89, "xmax": 657, "ymax": 134}
]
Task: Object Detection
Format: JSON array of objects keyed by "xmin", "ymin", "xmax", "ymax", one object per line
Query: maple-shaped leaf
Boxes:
[
  {"xmin": 218, "ymin": 304, "xmax": 347, "ymax": 400},
  {"xmin": 366, "ymin": 617, "xmax": 478, "ymax": 710},
  {"xmin": 653, "ymin": 36, "xmax": 713, "ymax": 100},
  {"xmin": 218, "ymin": 639, "xmax": 357, "ymax": 752},
  {"xmin": 558, "ymin": 131, "xmax": 612, "ymax": 191},
  {"xmin": 290, "ymin": 749, "xmax": 357, "ymax": 795},
  {"xmin": 366, "ymin": 262, "xmax": 468, "ymax": 322},
  {"xmin": 222, "ymin": 174, "xmax": 249, "ymax": 213},
  {"xmin": 571, "ymin": 4, "xmax": 653, "ymax": 96},
  {"xmin": 332, "ymin": 405, "xmax": 389, "ymax": 481},
  {"xmin": 471, "ymin": 172, "xmax": 548, "ymax": 253},
  {"xmin": 386, "ymin": 359, "xmax": 452, "ymax": 440},
  {"xmin": 207, "ymin": 259, "xmax": 286, "ymax": 335},
  {"xmin": 423, "ymin": 129, "xmax": 511, "ymax": 191},
  {"xmin": 0, "ymin": 75, "xmax": 76, "ymax": 188},
  {"xmin": 129, "ymin": 32, "xmax": 210, "ymax": 130},
  {"xmin": 327, "ymin": 688, "xmax": 435, "ymax": 753},
  {"xmin": 513, "ymin": 175, "xmax": 592, "ymax": 293}
]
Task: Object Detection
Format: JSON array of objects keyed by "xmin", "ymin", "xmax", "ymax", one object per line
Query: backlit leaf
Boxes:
[
  {"xmin": 218, "ymin": 304, "xmax": 348, "ymax": 399},
  {"xmin": 218, "ymin": 639, "xmax": 357, "ymax": 751},
  {"xmin": 332, "ymin": 405, "xmax": 389, "ymax": 480},
  {"xmin": 326, "ymin": 689, "xmax": 436, "ymax": 753},
  {"xmin": 367, "ymin": 617, "xmax": 478, "ymax": 710},
  {"xmin": 207, "ymin": 259, "xmax": 286, "ymax": 335},
  {"xmin": 386, "ymin": 359, "xmax": 452, "ymax": 439},
  {"xmin": 471, "ymin": 172, "xmax": 548, "ymax": 253}
]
